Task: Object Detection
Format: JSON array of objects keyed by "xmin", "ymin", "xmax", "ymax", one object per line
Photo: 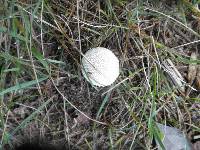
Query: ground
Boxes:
[{"xmin": 0, "ymin": 0, "xmax": 200, "ymax": 149}]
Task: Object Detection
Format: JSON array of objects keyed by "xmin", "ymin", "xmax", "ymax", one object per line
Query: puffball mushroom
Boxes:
[{"xmin": 81, "ymin": 47, "xmax": 119, "ymax": 87}]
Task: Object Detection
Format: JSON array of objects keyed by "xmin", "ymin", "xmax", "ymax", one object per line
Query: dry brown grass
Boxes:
[{"xmin": 0, "ymin": 0, "xmax": 200, "ymax": 149}]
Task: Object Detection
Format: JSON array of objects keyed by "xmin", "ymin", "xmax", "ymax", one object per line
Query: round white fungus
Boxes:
[{"xmin": 81, "ymin": 47, "xmax": 119, "ymax": 87}]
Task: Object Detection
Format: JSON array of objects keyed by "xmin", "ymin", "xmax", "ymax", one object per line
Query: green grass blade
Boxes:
[
  {"xmin": 0, "ymin": 76, "xmax": 48, "ymax": 96},
  {"xmin": 96, "ymin": 91, "xmax": 111, "ymax": 118},
  {"xmin": 31, "ymin": 47, "xmax": 50, "ymax": 72}
]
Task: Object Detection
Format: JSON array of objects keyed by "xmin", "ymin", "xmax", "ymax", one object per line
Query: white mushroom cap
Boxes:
[{"xmin": 81, "ymin": 47, "xmax": 119, "ymax": 87}]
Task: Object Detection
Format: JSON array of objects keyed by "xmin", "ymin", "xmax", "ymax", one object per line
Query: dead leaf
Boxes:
[
  {"xmin": 188, "ymin": 52, "xmax": 197, "ymax": 84},
  {"xmin": 196, "ymin": 65, "xmax": 200, "ymax": 90},
  {"xmin": 163, "ymin": 59, "xmax": 185, "ymax": 93},
  {"xmin": 193, "ymin": 141, "xmax": 200, "ymax": 150},
  {"xmin": 76, "ymin": 112, "xmax": 90, "ymax": 126}
]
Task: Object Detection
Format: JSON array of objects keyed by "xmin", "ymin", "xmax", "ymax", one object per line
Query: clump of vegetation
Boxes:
[{"xmin": 0, "ymin": 0, "xmax": 200, "ymax": 149}]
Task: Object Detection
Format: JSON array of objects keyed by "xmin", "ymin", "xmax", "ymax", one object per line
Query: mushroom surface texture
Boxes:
[{"xmin": 81, "ymin": 47, "xmax": 119, "ymax": 87}]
